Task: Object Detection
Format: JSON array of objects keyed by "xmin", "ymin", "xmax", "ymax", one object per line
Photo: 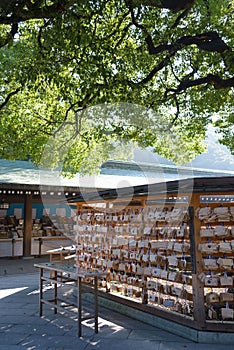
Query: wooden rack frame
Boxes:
[{"xmin": 34, "ymin": 262, "xmax": 107, "ymax": 337}]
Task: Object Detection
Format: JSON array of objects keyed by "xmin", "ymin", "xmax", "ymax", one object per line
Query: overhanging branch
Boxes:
[
  {"xmin": 0, "ymin": 88, "xmax": 20, "ymax": 110},
  {"xmin": 146, "ymin": 31, "xmax": 230, "ymax": 55},
  {"xmin": 129, "ymin": 52, "xmax": 175, "ymax": 85},
  {"xmin": 177, "ymin": 74, "xmax": 234, "ymax": 91},
  {"xmin": 0, "ymin": 0, "xmax": 77, "ymax": 24}
]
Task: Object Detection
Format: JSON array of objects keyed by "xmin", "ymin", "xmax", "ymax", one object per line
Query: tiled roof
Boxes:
[
  {"xmin": 0, "ymin": 159, "xmax": 157, "ymax": 190},
  {"xmin": 1, "ymin": 159, "xmax": 234, "ymax": 191}
]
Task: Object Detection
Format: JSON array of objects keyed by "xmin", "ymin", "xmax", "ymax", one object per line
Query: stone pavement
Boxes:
[
  {"xmin": 0, "ymin": 257, "xmax": 233, "ymax": 350},
  {"xmin": 0, "ymin": 256, "xmax": 49, "ymax": 277}
]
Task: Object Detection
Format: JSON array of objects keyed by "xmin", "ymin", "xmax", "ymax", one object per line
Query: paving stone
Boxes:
[
  {"xmin": 85, "ymin": 339, "xmax": 161, "ymax": 350},
  {"xmin": 0, "ymin": 333, "xmax": 27, "ymax": 345},
  {"xmin": 0, "ymin": 346, "xmax": 27, "ymax": 350},
  {"xmin": 19, "ymin": 335, "xmax": 87, "ymax": 349},
  {"xmin": 0, "ymin": 307, "xmax": 36, "ymax": 316}
]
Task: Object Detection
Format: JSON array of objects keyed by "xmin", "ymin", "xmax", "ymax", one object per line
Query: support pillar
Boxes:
[{"xmin": 23, "ymin": 194, "xmax": 32, "ymax": 257}]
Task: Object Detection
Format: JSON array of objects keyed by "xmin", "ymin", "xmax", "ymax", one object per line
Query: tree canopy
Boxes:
[{"xmin": 0, "ymin": 0, "xmax": 233, "ymax": 175}]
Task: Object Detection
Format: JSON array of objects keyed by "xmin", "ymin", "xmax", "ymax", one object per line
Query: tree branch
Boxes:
[
  {"xmin": 0, "ymin": 22, "xmax": 19, "ymax": 48},
  {"xmin": 0, "ymin": 0, "xmax": 77, "ymax": 24},
  {"xmin": 130, "ymin": 0, "xmax": 195, "ymax": 13},
  {"xmin": 177, "ymin": 74, "xmax": 234, "ymax": 91},
  {"xmin": 126, "ymin": 0, "xmax": 149, "ymax": 36},
  {"xmin": 129, "ymin": 52, "xmax": 175, "ymax": 85},
  {"xmin": 146, "ymin": 31, "xmax": 230, "ymax": 55},
  {"xmin": 171, "ymin": 8, "xmax": 190, "ymax": 28},
  {"xmin": 162, "ymin": 96, "xmax": 181, "ymax": 131},
  {"xmin": 37, "ymin": 19, "xmax": 51, "ymax": 50},
  {"xmin": 127, "ymin": 5, "xmax": 233, "ymax": 93},
  {"xmin": 0, "ymin": 88, "xmax": 20, "ymax": 110}
]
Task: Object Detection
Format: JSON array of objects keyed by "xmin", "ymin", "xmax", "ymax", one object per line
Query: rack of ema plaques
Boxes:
[
  {"xmin": 0, "ymin": 216, "xmax": 23, "ymax": 257},
  {"xmin": 74, "ymin": 194, "xmax": 234, "ymax": 334},
  {"xmin": 31, "ymin": 215, "xmax": 75, "ymax": 256},
  {"xmin": 195, "ymin": 195, "xmax": 234, "ymax": 329}
]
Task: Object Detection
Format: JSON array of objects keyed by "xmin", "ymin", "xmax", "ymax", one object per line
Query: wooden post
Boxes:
[
  {"xmin": 77, "ymin": 276, "xmax": 82, "ymax": 337},
  {"xmin": 190, "ymin": 193, "xmax": 206, "ymax": 329},
  {"xmin": 23, "ymin": 194, "xmax": 32, "ymax": 257},
  {"xmin": 11, "ymin": 238, "xmax": 15, "ymax": 257},
  {"xmin": 39, "ymin": 267, "xmax": 43, "ymax": 317},
  {"xmin": 94, "ymin": 276, "xmax": 99, "ymax": 333},
  {"xmin": 54, "ymin": 270, "xmax": 58, "ymax": 314}
]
